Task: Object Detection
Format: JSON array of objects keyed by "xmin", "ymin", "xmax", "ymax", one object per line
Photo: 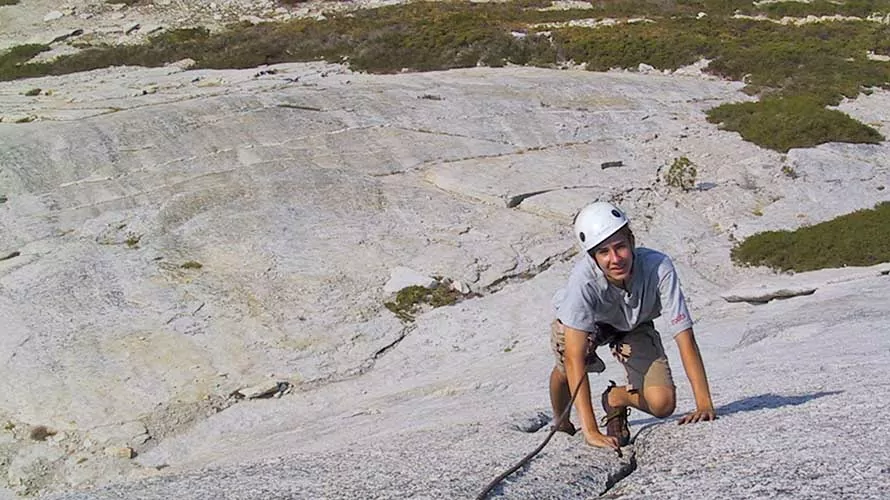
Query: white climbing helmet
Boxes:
[{"xmin": 573, "ymin": 202, "xmax": 629, "ymax": 252}]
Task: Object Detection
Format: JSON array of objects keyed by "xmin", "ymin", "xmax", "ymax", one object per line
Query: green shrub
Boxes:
[
  {"xmin": 557, "ymin": 19, "xmax": 715, "ymax": 71},
  {"xmin": 0, "ymin": 0, "xmax": 20, "ymax": 5},
  {"xmin": 665, "ymin": 156, "xmax": 697, "ymax": 191},
  {"xmin": 704, "ymin": 20, "xmax": 890, "ymax": 105},
  {"xmin": 2, "ymin": 3, "xmax": 888, "ymax": 99},
  {"xmin": 125, "ymin": 234, "xmax": 141, "ymax": 248},
  {"xmin": 0, "ymin": 1, "xmax": 887, "ymax": 152},
  {"xmin": 557, "ymin": 16, "xmax": 890, "ymax": 150},
  {"xmin": 0, "ymin": 44, "xmax": 51, "ymax": 80},
  {"xmin": 736, "ymin": 0, "xmax": 890, "ymax": 19},
  {"xmin": 384, "ymin": 283, "xmax": 461, "ymax": 322},
  {"xmin": 781, "ymin": 164, "xmax": 799, "ymax": 179},
  {"xmin": 731, "ymin": 202, "xmax": 890, "ymax": 272},
  {"xmin": 181, "ymin": 260, "xmax": 203, "ymax": 269},
  {"xmin": 707, "ymin": 96, "xmax": 883, "ymax": 152},
  {"xmin": 29, "ymin": 425, "xmax": 56, "ymax": 441}
]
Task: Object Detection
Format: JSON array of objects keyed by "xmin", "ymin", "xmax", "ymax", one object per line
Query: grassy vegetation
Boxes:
[
  {"xmin": 781, "ymin": 164, "xmax": 799, "ymax": 179},
  {"xmin": 384, "ymin": 283, "xmax": 462, "ymax": 322},
  {"xmin": 0, "ymin": 0, "xmax": 20, "ymax": 6},
  {"xmin": 28, "ymin": 425, "xmax": 56, "ymax": 441},
  {"xmin": 664, "ymin": 156, "xmax": 698, "ymax": 190},
  {"xmin": 1, "ymin": 1, "xmax": 889, "ymax": 149},
  {"xmin": 702, "ymin": 20, "xmax": 890, "ymax": 103},
  {"xmin": 731, "ymin": 202, "xmax": 890, "ymax": 272},
  {"xmin": 0, "ymin": 44, "xmax": 50, "ymax": 80},
  {"xmin": 707, "ymin": 96, "xmax": 883, "ymax": 153},
  {"xmin": 734, "ymin": 0, "xmax": 890, "ymax": 19}
]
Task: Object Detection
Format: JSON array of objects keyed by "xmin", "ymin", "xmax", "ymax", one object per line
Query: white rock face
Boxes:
[
  {"xmin": 1, "ymin": 3, "xmax": 890, "ymax": 498},
  {"xmin": 2, "ymin": 61, "xmax": 887, "ymax": 498},
  {"xmin": 166, "ymin": 58, "xmax": 196, "ymax": 70},
  {"xmin": 383, "ymin": 267, "xmax": 438, "ymax": 293},
  {"xmin": 43, "ymin": 11, "xmax": 64, "ymax": 22},
  {"xmin": 0, "ymin": 60, "xmax": 890, "ymax": 498},
  {"xmin": 450, "ymin": 279, "xmax": 471, "ymax": 294},
  {"xmin": 88, "ymin": 421, "xmax": 150, "ymax": 447}
]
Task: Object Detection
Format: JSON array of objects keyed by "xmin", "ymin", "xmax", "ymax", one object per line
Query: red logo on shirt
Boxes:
[{"xmin": 671, "ymin": 313, "xmax": 687, "ymax": 325}]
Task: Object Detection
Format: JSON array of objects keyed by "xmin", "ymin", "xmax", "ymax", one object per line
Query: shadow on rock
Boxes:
[
  {"xmin": 715, "ymin": 390, "xmax": 844, "ymax": 416},
  {"xmin": 629, "ymin": 390, "xmax": 843, "ymax": 427}
]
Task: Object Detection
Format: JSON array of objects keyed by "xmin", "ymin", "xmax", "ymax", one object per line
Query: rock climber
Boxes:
[{"xmin": 549, "ymin": 201, "xmax": 717, "ymax": 450}]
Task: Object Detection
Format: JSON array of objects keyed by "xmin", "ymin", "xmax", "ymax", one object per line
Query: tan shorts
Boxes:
[{"xmin": 550, "ymin": 320, "xmax": 674, "ymax": 391}]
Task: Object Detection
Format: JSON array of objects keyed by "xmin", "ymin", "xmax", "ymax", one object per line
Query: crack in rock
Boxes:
[
  {"xmin": 506, "ymin": 180, "xmax": 660, "ymax": 210},
  {"xmin": 275, "ymin": 103, "xmax": 324, "ymax": 112},
  {"xmin": 505, "ymin": 189, "xmax": 554, "ymax": 208},
  {"xmin": 484, "ymin": 247, "xmax": 577, "ymax": 294},
  {"xmin": 721, "ymin": 286, "xmax": 817, "ymax": 304},
  {"xmin": 504, "ymin": 183, "xmax": 609, "ymax": 208},
  {"xmin": 509, "ymin": 412, "xmax": 551, "ymax": 433},
  {"xmin": 387, "ymin": 125, "xmax": 516, "ymax": 146},
  {"xmin": 333, "ymin": 324, "xmax": 419, "ymax": 383},
  {"xmin": 600, "ymin": 450, "xmax": 638, "ymax": 497},
  {"xmin": 371, "ymin": 324, "xmax": 416, "ymax": 361},
  {"xmin": 0, "ymin": 251, "xmax": 21, "ymax": 261}
]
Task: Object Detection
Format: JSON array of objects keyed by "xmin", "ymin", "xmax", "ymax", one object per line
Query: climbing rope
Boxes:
[{"xmin": 475, "ymin": 375, "xmax": 587, "ymax": 500}]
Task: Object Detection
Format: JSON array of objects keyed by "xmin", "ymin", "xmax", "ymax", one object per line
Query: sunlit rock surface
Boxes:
[{"xmin": 0, "ymin": 53, "xmax": 888, "ymax": 498}]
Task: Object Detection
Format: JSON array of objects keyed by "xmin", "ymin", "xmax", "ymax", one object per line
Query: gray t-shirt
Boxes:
[{"xmin": 552, "ymin": 247, "xmax": 693, "ymax": 337}]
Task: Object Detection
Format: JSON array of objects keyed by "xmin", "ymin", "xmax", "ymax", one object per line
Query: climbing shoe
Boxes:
[{"xmin": 600, "ymin": 380, "xmax": 631, "ymax": 447}]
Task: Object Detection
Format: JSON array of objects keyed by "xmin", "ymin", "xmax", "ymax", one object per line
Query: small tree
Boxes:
[{"xmin": 665, "ymin": 156, "xmax": 697, "ymax": 191}]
